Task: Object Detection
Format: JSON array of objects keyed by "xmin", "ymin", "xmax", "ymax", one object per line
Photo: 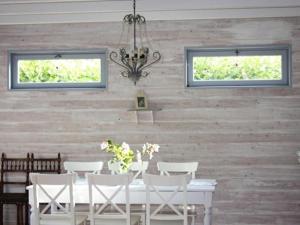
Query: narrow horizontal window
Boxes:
[
  {"xmin": 186, "ymin": 45, "xmax": 291, "ymax": 87},
  {"xmin": 9, "ymin": 50, "xmax": 107, "ymax": 89}
]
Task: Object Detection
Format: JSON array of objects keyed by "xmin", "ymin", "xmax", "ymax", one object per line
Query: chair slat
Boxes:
[{"xmin": 157, "ymin": 162, "xmax": 198, "ymax": 179}]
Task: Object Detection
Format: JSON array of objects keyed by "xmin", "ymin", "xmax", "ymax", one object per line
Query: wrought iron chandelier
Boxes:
[{"xmin": 109, "ymin": 0, "xmax": 161, "ymax": 85}]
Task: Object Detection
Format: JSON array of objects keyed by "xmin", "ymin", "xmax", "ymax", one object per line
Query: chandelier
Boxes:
[{"xmin": 109, "ymin": 0, "xmax": 161, "ymax": 85}]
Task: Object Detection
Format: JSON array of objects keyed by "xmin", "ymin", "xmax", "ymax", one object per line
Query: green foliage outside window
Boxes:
[
  {"xmin": 193, "ymin": 55, "xmax": 281, "ymax": 81},
  {"xmin": 18, "ymin": 59, "xmax": 101, "ymax": 83}
]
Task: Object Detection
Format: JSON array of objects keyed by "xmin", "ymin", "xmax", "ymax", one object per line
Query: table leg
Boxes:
[
  {"xmin": 203, "ymin": 192, "xmax": 213, "ymax": 225},
  {"xmin": 29, "ymin": 205, "xmax": 35, "ymax": 225},
  {"xmin": 204, "ymin": 205, "xmax": 212, "ymax": 225}
]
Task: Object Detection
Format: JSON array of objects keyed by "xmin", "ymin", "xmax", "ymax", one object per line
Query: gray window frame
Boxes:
[
  {"xmin": 185, "ymin": 45, "xmax": 291, "ymax": 87},
  {"xmin": 9, "ymin": 50, "xmax": 107, "ymax": 89}
]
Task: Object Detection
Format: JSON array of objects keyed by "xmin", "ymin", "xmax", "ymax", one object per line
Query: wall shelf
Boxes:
[{"xmin": 128, "ymin": 109, "xmax": 162, "ymax": 124}]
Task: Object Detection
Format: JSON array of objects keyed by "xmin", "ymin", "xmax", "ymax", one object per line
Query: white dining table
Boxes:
[{"xmin": 27, "ymin": 178, "xmax": 217, "ymax": 225}]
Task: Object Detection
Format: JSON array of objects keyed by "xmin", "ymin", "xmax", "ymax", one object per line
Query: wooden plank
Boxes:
[
  {"xmin": 0, "ymin": 17, "xmax": 300, "ymax": 225},
  {"xmin": 0, "ymin": 0, "xmax": 300, "ymax": 24}
]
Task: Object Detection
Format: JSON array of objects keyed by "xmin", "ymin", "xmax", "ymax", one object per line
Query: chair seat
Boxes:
[
  {"xmin": 0, "ymin": 193, "xmax": 28, "ymax": 204},
  {"xmin": 40, "ymin": 214, "xmax": 86, "ymax": 225},
  {"xmin": 131, "ymin": 204, "xmax": 146, "ymax": 212},
  {"xmin": 90, "ymin": 215, "xmax": 140, "ymax": 225}
]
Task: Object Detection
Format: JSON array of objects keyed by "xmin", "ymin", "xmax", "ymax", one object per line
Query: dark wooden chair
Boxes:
[
  {"xmin": 1, "ymin": 153, "xmax": 62, "ymax": 225},
  {"xmin": 0, "ymin": 153, "xmax": 30, "ymax": 225},
  {"xmin": 30, "ymin": 153, "xmax": 61, "ymax": 174}
]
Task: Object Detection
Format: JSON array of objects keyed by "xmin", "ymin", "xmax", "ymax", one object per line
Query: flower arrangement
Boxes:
[
  {"xmin": 100, "ymin": 140, "xmax": 159, "ymax": 173},
  {"xmin": 136, "ymin": 143, "xmax": 160, "ymax": 162}
]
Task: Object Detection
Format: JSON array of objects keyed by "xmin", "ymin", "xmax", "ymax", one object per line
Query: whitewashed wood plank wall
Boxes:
[{"xmin": 0, "ymin": 17, "xmax": 300, "ymax": 225}]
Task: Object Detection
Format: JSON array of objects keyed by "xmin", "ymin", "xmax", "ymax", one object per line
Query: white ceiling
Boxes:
[{"xmin": 0, "ymin": 0, "xmax": 300, "ymax": 25}]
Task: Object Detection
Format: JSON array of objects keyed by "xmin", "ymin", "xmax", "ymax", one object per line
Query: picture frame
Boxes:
[{"xmin": 135, "ymin": 90, "xmax": 148, "ymax": 110}]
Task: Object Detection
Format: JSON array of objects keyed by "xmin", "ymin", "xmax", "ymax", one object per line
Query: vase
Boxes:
[{"xmin": 108, "ymin": 161, "xmax": 129, "ymax": 174}]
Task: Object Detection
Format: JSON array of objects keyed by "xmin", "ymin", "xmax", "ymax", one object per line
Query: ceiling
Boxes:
[{"xmin": 0, "ymin": 0, "xmax": 300, "ymax": 25}]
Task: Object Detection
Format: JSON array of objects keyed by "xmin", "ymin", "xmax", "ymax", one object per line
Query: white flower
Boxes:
[
  {"xmin": 152, "ymin": 144, "xmax": 160, "ymax": 152},
  {"xmin": 100, "ymin": 141, "xmax": 109, "ymax": 150},
  {"xmin": 139, "ymin": 143, "xmax": 159, "ymax": 160},
  {"xmin": 122, "ymin": 142, "xmax": 130, "ymax": 153}
]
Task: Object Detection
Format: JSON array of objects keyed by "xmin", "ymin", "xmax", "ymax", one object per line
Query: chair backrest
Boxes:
[
  {"xmin": 31, "ymin": 153, "xmax": 61, "ymax": 174},
  {"xmin": 30, "ymin": 173, "xmax": 75, "ymax": 225},
  {"xmin": 0, "ymin": 153, "xmax": 31, "ymax": 194},
  {"xmin": 87, "ymin": 174, "xmax": 132, "ymax": 225},
  {"xmin": 143, "ymin": 174, "xmax": 191, "ymax": 225},
  {"xmin": 129, "ymin": 161, "xmax": 149, "ymax": 179},
  {"xmin": 64, "ymin": 161, "xmax": 103, "ymax": 175},
  {"xmin": 157, "ymin": 162, "xmax": 198, "ymax": 179}
]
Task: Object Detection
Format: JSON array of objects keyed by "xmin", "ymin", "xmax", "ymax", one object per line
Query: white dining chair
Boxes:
[
  {"xmin": 129, "ymin": 161, "xmax": 149, "ymax": 224},
  {"xmin": 30, "ymin": 173, "xmax": 87, "ymax": 225},
  {"xmin": 143, "ymin": 174, "xmax": 192, "ymax": 225},
  {"xmin": 87, "ymin": 173, "xmax": 141, "ymax": 225},
  {"xmin": 64, "ymin": 161, "xmax": 103, "ymax": 175},
  {"xmin": 64, "ymin": 161, "xmax": 104, "ymax": 217},
  {"xmin": 157, "ymin": 162, "xmax": 198, "ymax": 179},
  {"xmin": 157, "ymin": 162, "xmax": 198, "ymax": 225},
  {"xmin": 130, "ymin": 161, "xmax": 149, "ymax": 179}
]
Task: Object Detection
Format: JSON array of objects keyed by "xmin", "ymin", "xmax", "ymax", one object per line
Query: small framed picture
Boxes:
[{"xmin": 136, "ymin": 90, "xmax": 148, "ymax": 110}]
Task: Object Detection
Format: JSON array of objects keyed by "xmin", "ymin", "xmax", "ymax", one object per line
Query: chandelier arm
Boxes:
[
  {"xmin": 109, "ymin": 52, "xmax": 130, "ymax": 71},
  {"xmin": 124, "ymin": 14, "xmax": 134, "ymax": 24},
  {"xmin": 141, "ymin": 71, "xmax": 150, "ymax": 77},
  {"xmin": 120, "ymin": 57, "xmax": 130, "ymax": 69},
  {"xmin": 136, "ymin": 15, "xmax": 146, "ymax": 24},
  {"xmin": 136, "ymin": 57, "xmax": 148, "ymax": 71},
  {"xmin": 121, "ymin": 71, "xmax": 129, "ymax": 77},
  {"xmin": 139, "ymin": 51, "xmax": 161, "ymax": 71},
  {"xmin": 133, "ymin": 61, "xmax": 140, "ymax": 73},
  {"xmin": 119, "ymin": 49, "xmax": 133, "ymax": 70},
  {"xmin": 121, "ymin": 57, "xmax": 135, "ymax": 76},
  {"xmin": 120, "ymin": 56, "xmax": 134, "ymax": 74}
]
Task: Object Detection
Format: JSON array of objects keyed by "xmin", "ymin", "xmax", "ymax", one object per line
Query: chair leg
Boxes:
[
  {"xmin": 17, "ymin": 204, "xmax": 20, "ymax": 225},
  {"xmin": 0, "ymin": 203, "xmax": 3, "ymax": 225},
  {"xmin": 16, "ymin": 203, "xmax": 24, "ymax": 225},
  {"xmin": 20, "ymin": 204, "xmax": 24, "ymax": 225},
  {"xmin": 25, "ymin": 203, "xmax": 29, "ymax": 225}
]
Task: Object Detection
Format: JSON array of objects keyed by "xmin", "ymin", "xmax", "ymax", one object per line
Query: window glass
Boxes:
[
  {"xmin": 10, "ymin": 51, "xmax": 107, "ymax": 89},
  {"xmin": 186, "ymin": 46, "xmax": 290, "ymax": 87},
  {"xmin": 193, "ymin": 55, "xmax": 282, "ymax": 81}
]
